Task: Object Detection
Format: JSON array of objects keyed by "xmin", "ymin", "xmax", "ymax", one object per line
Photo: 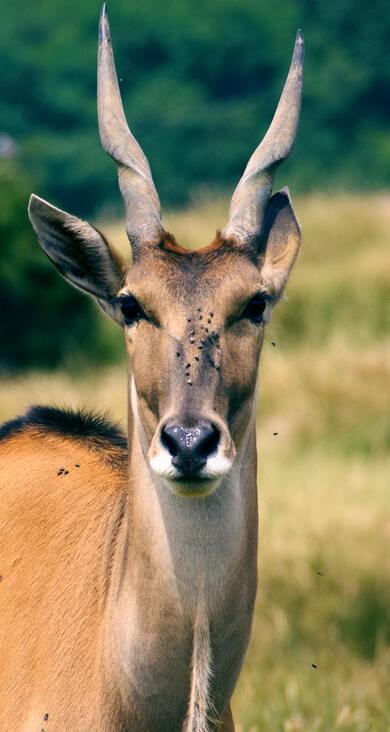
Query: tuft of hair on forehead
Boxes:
[{"xmin": 159, "ymin": 230, "xmax": 229, "ymax": 257}]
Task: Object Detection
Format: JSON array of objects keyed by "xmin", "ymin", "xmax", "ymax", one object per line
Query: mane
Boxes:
[{"xmin": 0, "ymin": 405, "xmax": 127, "ymax": 467}]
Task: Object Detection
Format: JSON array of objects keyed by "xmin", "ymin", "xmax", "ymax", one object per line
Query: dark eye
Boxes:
[
  {"xmin": 241, "ymin": 293, "xmax": 267, "ymax": 323},
  {"xmin": 119, "ymin": 295, "xmax": 145, "ymax": 326}
]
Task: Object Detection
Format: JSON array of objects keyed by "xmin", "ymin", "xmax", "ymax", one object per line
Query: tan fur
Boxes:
[
  {"xmin": 0, "ymin": 427, "xmax": 127, "ymax": 730},
  {"xmin": 185, "ymin": 602, "xmax": 212, "ymax": 732},
  {"xmin": 5, "ymin": 177, "xmax": 301, "ymax": 729},
  {"xmin": 0, "ymin": 405, "xmax": 255, "ymax": 731}
]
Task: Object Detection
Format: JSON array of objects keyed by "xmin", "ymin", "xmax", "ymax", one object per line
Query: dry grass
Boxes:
[{"xmin": 1, "ymin": 194, "xmax": 390, "ymax": 730}]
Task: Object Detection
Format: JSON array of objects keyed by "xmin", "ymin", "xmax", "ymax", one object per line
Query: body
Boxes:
[
  {"xmin": 0, "ymin": 405, "xmax": 255, "ymax": 730},
  {"xmin": 0, "ymin": 7, "xmax": 303, "ymax": 729}
]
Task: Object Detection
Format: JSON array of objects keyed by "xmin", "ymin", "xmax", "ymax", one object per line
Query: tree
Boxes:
[{"xmin": 0, "ymin": 162, "xmax": 121, "ymax": 370}]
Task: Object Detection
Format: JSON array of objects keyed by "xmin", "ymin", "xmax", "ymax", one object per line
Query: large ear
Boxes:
[
  {"xmin": 258, "ymin": 187, "xmax": 301, "ymax": 297},
  {"xmin": 28, "ymin": 194, "xmax": 127, "ymax": 323}
]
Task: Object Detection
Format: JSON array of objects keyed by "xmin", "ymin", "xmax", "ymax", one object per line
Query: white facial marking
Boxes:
[
  {"xmin": 201, "ymin": 454, "xmax": 233, "ymax": 479},
  {"xmin": 149, "ymin": 450, "xmax": 177, "ymax": 479},
  {"xmin": 148, "ymin": 441, "xmax": 233, "ymax": 488}
]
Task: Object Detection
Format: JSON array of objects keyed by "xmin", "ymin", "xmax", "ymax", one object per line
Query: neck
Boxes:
[{"xmin": 104, "ymin": 382, "xmax": 258, "ymax": 729}]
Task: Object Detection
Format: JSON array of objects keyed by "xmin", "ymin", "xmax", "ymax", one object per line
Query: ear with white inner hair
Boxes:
[
  {"xmin": 258, "ymin": 187, "xmax": 301, "ymax": 297},
  {"xmin": 28, "ymin": 194, "xmax": 127, "ymax": 323}
]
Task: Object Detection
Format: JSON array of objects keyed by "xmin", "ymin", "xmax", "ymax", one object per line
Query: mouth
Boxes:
[
  {"xmin": 148, "ymin": 451, "xmax": 233, "ymax": 496},
  {"xmin": 168, "ymin": 474, "xmax": 221, "ymax": 497}
]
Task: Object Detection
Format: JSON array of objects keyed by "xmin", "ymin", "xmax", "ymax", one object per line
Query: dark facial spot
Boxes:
[
  {"xmin": 195, "ymin": 356, "xmax": 199, "ymax": 362},
  {"xmin": 43, "ymin": 714, "xmax": 49, "ymax": 722},
  {"xmin": 205, "ymin": 328, "xmax": 209, "ymax": 333},
  {"xmin": 207, "ymin": 319, "xmax": 212, "ymax": 324},
  {"xmin": 216, "ymin": 343, "xmax": 221, "ymax": 350},
  {"xmin": 199, "ymin": 345, "xmax": 203, "ymax": 350},
  {"xmin": 215, "ymin": 366, "xmax": 221, "ymax": 372},
  {"xmin": 187, "ymin": 318, "xmax": 192, "ymax": 322},
  {"xmin": 186, "ymin": 363, "xmax": 191, "ymax": 368},
  {"xmin": 209, "ymin": 312, "xmax": 214, "ymax": 317},
  {"xmin": 176, "ymin": 352, "xmax": 180, "ymax": 357},
  {"xmin": 75, "ymin": 464, "xmax": 80, "ymax": 468},
  {"xmin": 199, "ymin": 315, "xmax": 203, "ymax": 320},
  {"xmin": 197, "ymin": 308, "xmax": 202, "ymax": 312},
  {"xmin": 272, "ymin": 342, "xmax": 277, "ymax": 347}
]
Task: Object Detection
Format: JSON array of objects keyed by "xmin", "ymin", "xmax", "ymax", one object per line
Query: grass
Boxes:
[{"xmin": 1, "ymin": 194, "xmax": 390, "ymax": 730}]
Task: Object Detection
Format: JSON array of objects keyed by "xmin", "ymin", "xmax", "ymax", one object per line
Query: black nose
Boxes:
[{"xmin": 161, "ymin": 420, "xmax": 220, "ymax": 476}]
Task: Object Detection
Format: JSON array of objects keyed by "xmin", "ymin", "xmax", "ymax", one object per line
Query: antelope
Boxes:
[{"xmin": 0, "ymin": 6, "xmax": 304, "ymax": 731}]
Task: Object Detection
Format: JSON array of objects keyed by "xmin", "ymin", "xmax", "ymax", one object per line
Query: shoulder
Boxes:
[{"xmin": 0, "ymin": 405, "xmax": 127, "ymax": 470}]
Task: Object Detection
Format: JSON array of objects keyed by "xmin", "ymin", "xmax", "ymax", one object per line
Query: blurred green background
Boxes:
[
  {"xmin": 2, "ymin": 0, "xmax": 390, "ymax": 214},
  {"xmin": 0, "ymin": 0, "xmax": 389, "ymax": 369},
  {"xmin": 1, "ymin": 2, "xmax": 390, "ymax": 730}
]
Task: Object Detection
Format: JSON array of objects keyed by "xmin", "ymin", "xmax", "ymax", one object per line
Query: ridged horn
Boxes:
[
  {"xmin": 98, "ymin": 4, "xmax": 164, "ymax": 247},
  {"xmin": 222, "ymin": 30, "xmax": 304, "ymax": 247}
]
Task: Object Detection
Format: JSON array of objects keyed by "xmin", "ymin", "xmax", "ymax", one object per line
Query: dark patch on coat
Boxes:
[{"xmin": 0, "ymin": 405, "xmax": 127, "ymax": 467}]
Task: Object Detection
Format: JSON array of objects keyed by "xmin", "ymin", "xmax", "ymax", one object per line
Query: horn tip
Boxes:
[
  {"xmin": 99, "ymin": 3, "xmax": 110, "ymax": 43},
  {"xmin": 293, "ymin": 28, "xmax": 304, "ymax": 65}
]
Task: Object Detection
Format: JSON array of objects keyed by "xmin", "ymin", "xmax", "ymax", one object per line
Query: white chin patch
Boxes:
[
  {"xmin": 149, "ymin": 450, "xmax": 177, "ymax": 479},
  {"xmin": 149, "ymin": 449, "xmax": 233, "ymax": 484},
  {"xmin": 201, "ymin": 454, "xmax": 233, "ymax": 479}
]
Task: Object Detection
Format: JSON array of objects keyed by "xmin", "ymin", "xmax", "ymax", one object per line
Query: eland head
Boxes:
[{"xmin": 28, "ymin": 5, "xmax": 304, "ymax": 497}]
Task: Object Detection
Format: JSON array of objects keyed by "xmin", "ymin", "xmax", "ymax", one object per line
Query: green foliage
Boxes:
[
  {"xmin": 0, "ymin": 163, "xmax": 123, "ymax": 370},
  {"xmin": 0, "ymin": 0, "xmax": 389, "ymax": 370},
  {"xmin": 0, "ymin": 0, "xmax": 389, "ymax": 218}
]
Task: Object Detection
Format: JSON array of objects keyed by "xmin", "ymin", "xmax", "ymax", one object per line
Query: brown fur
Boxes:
[
  {"xmin": 9, "ymin": 172, "xmax": 300, "ymax": 731},
  {"xmin": 0, "ymin": 413, "xmax": 238, "ymax": 731},
  {"xmin": 0, "ymin": 412, "xmax": 127, "ymax": 730},
  {"xmin": 160, "ymin": 231, "xmax": 227, "ymax": 256}
]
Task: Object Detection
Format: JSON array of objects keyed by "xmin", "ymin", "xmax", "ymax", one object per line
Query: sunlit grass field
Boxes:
[{"xmin": 1, "ymin": 194, "xmax": 389, "ymax": 730}]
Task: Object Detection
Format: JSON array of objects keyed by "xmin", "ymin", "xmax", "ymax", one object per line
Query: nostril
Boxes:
[
  {"xmin": 161, "ymin": 425, "xmax": 180, "ymax": 458},
  {"xmin": 199, "ymin": 425, "xmax": 220, "ymax": 458}
]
